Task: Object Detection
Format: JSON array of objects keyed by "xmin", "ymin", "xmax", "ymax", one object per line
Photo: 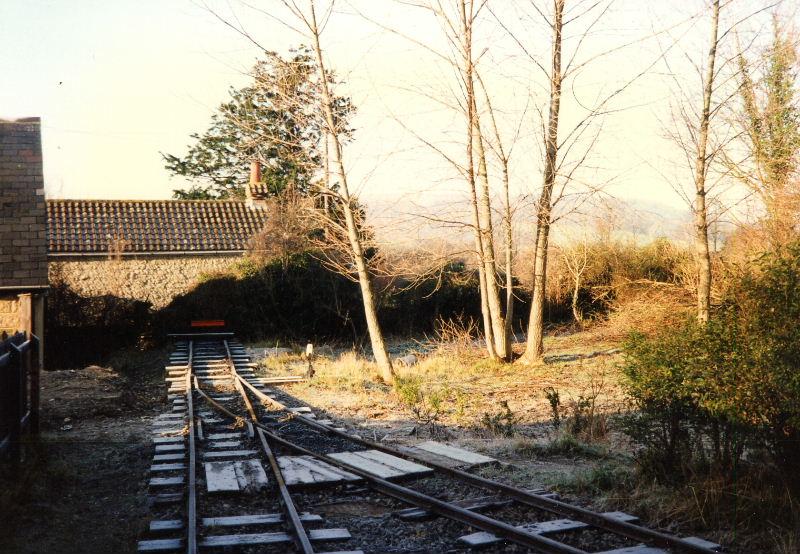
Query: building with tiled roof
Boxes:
[
  {"xmin": 2, "ymin": 117, "xmax": 272, "ymax": 316},
  {"xmin": 44, "ymin": 166, "xmax": 271, "ymax": 308},
  {"xmin": 46, "ymin": 199, "xmax": 268, "ymax": 256}
]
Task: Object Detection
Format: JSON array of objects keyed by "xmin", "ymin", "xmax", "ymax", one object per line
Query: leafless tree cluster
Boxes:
[
  {"xmin": 658, "ymin": 1, "xmax": 794, "ymax": 321},
  {"xmin": 200, "ymin": 0, "xmax": 797, "ymax": 370}
]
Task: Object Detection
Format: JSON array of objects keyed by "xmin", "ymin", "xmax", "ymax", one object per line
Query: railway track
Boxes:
[{"xmin": 138, "ymin": 335, "xmax": 725, "ymax": 553}]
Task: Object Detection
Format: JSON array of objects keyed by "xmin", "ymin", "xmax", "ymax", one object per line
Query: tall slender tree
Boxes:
[
  {"xmin": 202, "ymin": 1, "xmax": 394, "ymax": 382},
  {"xmin": 302, "ymin": 1, "xmax": 395, "ymax": 382},
  {"xmin": 520, "ymin": 0, "xmax": 564, "ymax": 363},
  {"xmin": 692, "ymin": 0, "xmax": 720, "ymax": 324}
]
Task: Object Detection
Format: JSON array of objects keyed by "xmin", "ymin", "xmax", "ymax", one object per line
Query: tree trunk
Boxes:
[
  {"xmin": 461, "ymin": 0, "xmax": 499, "ymax": 360},
  {"xmin": 524, "ymin": 218, "xmax": 551, "ymax": 362},
  {"xmin": 502, "ymin": 164, "xmax": 515, "ymax": 350},
  {"xmin": 473, "ymin": 112, "xmax": 510, "ymax": 359},
  {"xmin": 521, "ymin": 0, "xmax": 563, "ymax": 364},
  {"xmin": 468, "ymin": 127, "xmax": 498, "ymax": 360},
  {"xmin": 309, "ymin": 4, "xmax": 394, "ymax": 382},
  {"xmin": 572, "ymin": 273, "xmax": 582, "ymax": 324},
  {"xmin": 693, "ymin": 0, "xmax": 720, "ymax": 324},
  {"xmin": 477, "ymin": 69, "xmax": 515, "ymax": 358}
]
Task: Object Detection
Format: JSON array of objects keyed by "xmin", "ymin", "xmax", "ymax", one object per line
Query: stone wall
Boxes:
[
  {"xmin": 49, "ymin": 254, "xmax": 241, "ymax": 309},
  {"xmin": 0, "ymin": 294, "xmax": 19, "ymax": 334},
  {"xmin": 0, "ymin": 118, "xmax": 48, "ymax": 289}
]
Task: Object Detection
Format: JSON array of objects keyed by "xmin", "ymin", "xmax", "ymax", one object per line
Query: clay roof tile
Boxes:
[{"xmin": 46, "ymin": 200, "xmax": 268, "ymax": 254}]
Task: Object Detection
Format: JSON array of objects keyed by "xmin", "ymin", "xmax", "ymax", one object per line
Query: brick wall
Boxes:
[
  {"xmin": 0, "ymin": 118, "xmax": 48, "ymax": 289},
  {"xmin": 49, "ymin": 254, "xmax": 240, "ymax": 308}
]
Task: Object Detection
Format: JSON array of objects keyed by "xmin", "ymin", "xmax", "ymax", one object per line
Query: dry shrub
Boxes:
[
  {"xmin": 519, "ymin": 237, "xmax": 695, "ymax": 325},
  {"xmin": 588, "ymin": 283, "xmax": 694, "ymax": 340},
  {"xmin": 430, "ymin": 314, "xmax": 480, "ymax": 354},
  {"xmin": 248, "ymin": 196, "xmax": 316, "ymax": 268}
]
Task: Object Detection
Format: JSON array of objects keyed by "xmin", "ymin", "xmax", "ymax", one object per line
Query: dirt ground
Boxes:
[
  {"xmin": 249, "ymin": 332, "xmax": 767, "ymax": 553},
  {"xmin": 0, "ymin": 349, "xmax": 167, "ymax": 554}
]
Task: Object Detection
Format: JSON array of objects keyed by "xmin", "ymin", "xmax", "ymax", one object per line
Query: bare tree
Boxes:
[
  {"xmin": 359, "ymin": 0, "xmax": 515, "ymax": 360},
  {"xmin": 476, "ymin": 71, "xmax": 524, "ymax": 350},
  {"xmin": 692, "ymin": 0, "xmax": 720, "ymax": 324},
  {"xmin": 462, "ymin": 0, "xmax": 513, "ymax": 360},
  {"xmin": 305, "ymin": 3, "xmax": 394, "ymax": 382},
  {"xmin": 521, "ymin": 0, "xmax": 565, "ymax": 363},
  {"xmin": 659, "ymin": 1, "xmax": 781, "ymax": 322},
  {"xmin": 207, "ymin": 0, "xmax": 395, "ymax": 382},
  {"xmin": 497, "ymin": 0, "xmax": 695, "ymax": 362},
  {"xmin": 557, "ymin": 237, "xmax": 590, "ymax": 324}
]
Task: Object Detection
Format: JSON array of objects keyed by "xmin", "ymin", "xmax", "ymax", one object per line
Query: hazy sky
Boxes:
[{"xmin": 1, "ymin": 0, "xmax": 781, "ymax": 228}]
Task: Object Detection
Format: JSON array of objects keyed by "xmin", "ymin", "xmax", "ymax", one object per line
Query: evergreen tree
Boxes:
[{"xmin": 164, "ymin": 47, "xmax": 353, "ymax": 200}]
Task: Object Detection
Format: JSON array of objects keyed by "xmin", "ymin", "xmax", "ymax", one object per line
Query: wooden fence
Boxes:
[{"xmin": 0, "ymin": 331, "xmax": 40, "ymax": 462}]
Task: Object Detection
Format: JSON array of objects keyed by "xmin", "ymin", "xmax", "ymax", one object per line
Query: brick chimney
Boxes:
[
  {"xmin": 246, "ymin": 159, "xmax": 262, "ymax": 208},
  {"xmin": 0, "ymin": 117, "xmax": 48, "ymax": 290}
]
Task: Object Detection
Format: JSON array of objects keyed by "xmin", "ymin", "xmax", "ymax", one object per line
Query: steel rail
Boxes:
[
  {"xmin": 221, "ymin": 340, "xmax": 316, "ymax": 554},
  {"xmin": 235, "ymin": 372, "xmax": 719, "ymax": 554},
  {"xmin": 257, "ymin": 428, "xmax": 316, "ymax": 554},
  {"xmin": 185, "ymin": 341, "xmax": 198, "ymax": 554},
  {"xmin": 195, "ymin": 375, "xmax": 586, "ymax": 554}
]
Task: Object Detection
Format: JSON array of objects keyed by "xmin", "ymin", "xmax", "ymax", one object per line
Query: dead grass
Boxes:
[
  {"xmin": 584, "ymin": 283, "xmax": 694, "ymax": 341},
  {"xmin": 255, "ymin": 330, "xmax": 628, "ymax": 439},
  {"xmin": 553, "ymin": 460, "xmax": 800, "ymax": 554},
  {"xmin": 252, "ymin": 327, "xmax": 799, "ymax": 552}
]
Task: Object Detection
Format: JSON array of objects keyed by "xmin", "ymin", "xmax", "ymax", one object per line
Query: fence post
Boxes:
[
  {"xmin": 8, "ymin": 343, "xmax": 22, "ymax": 465},
  {"xmin": 29, "ymin": 335, "xmax": 40, "ymax": 434}
]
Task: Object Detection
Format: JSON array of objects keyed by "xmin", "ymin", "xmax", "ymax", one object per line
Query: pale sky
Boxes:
[{"xmin": 1, "ymin": 0, "xmax": 783, "ymax": 236}]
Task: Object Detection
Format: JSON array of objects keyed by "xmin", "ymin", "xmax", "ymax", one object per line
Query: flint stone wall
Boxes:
[
  {"xmin": 49, "ymin": 254, "xmax": 241, "ymax": 309},
  {"xmin": 0, "ymin": 295, "xmax": 19, "ymax": 334}
]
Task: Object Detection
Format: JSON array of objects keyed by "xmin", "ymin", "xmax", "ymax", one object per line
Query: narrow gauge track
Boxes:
[
  {"xmin": 140, "ymin": 336, "xmax": 725, "ymax": 554},
  {"xmin": 138, "ymin": 338, "xmax": 361, "ymax": 554}
]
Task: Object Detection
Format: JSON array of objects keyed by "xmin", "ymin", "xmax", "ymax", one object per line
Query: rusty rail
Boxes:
[{"xmin": 185, "ymin": 341, "xmax": 198, "ymax": 554}]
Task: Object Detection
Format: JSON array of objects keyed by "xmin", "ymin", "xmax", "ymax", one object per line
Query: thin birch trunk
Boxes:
[
  {"xmin": 473, "ymin": 113, "xmax": 510, "ymax": 359},
  {"xmin": 693, "ymin": 0, "xmax": 720, "ymax": 324},
  {"xmin": 571, "ymin": 272, "xmax": 582, "ymax": 324},
  {"xmin": 521, "ymin": 0, "xmax": 563, "ymax": 364},
  {"xmin": 461, "ymin": 0, "xmax": 499, "ymax": 360},
  {"xmin": 309, "ymin": 4, "xmax": 394, "ymax": 382},
  {"xmin": 502, "ymin": 163, "xmax": 515, "ymax": 348},
  {"xmin": 478, "ymin": 71, "xmax": 516, "ymax": 357},
  {"xmin": 469, "ymin": 113, "xmax": 498, "ymax": 360}
]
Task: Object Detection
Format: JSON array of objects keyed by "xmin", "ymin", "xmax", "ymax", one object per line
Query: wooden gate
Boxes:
[{"xmin": 0, "ymin": 331, "xmax": 40, "ymax": 462}]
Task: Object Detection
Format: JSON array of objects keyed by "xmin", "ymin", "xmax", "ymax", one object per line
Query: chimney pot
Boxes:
[
  {"xmin": 249, "ymin": 160, "xmax": 261, "ymax": 186},
  {"xmin": 246, "ymin": 160, "xmax": 263, "ymax": 207}
]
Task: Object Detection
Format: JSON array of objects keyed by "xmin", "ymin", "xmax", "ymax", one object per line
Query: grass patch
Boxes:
[
  {"xmin": 550, "ymin": 459, "xmax": 635, "ymax": 495},
  {"xmin": 297, "ymin": 350, "xmax": 388, "ymax": 393},
  {"xmin": 511, "ymin": 434, "xmax": 611, "ymax": 460},
  {"xmin": 549, "ymin": 460, "xmax": 800, "ymax": 553}
]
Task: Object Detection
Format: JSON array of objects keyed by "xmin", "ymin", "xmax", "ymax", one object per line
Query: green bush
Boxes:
[
  {"xmin": 622, "ymin": 242, "xmax": 800, "ymax": 487},
  {"xmin": 393, "ymin": 375, "xmax": 448, "ymax": 431}
]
